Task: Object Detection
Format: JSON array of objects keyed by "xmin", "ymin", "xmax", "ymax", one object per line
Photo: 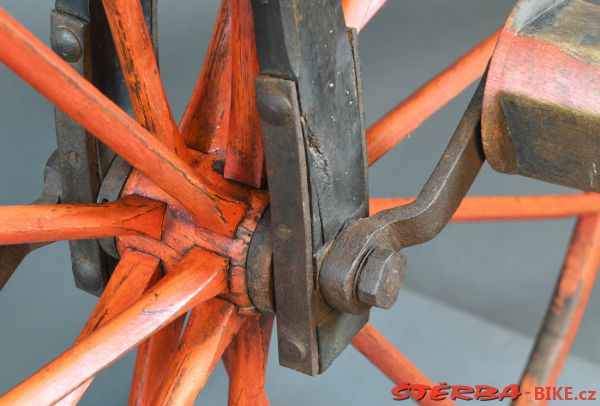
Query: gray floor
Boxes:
[{"xmin": 1, "ymin": 1, "xmax": 599, "ymax": 404}]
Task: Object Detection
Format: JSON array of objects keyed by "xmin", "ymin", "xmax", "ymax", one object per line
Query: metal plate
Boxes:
[{"xmin": 252, "ymin": 0, "xmax": 369, "ymax": 374}]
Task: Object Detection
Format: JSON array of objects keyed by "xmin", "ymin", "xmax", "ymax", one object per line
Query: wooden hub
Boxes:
[{"xmin": 121, "ymin": 152, "xmax": 269, "ymax": 310}]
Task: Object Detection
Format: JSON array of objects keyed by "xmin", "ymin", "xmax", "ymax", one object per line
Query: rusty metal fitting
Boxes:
[
  {"xmin": 356, "ymin": 248, "xmax": 406, "ymax": 309},
  {"xmin": 51, "ymin": 27, "xmax": 83, "ymax": 63}
]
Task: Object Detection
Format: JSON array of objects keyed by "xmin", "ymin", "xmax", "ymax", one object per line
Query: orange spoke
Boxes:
[
  {"xmin": 516, "ymin": 214, "xmax": 600, "ymax": 406},
  {"xmin": 153, "ymin": 299, "xmax": 244, "ymax": 406},
  {"xmin": 342, "ymin": 0, "xmax": 388, "ymax": 31},
  {"xmin": 224, "ymin": 0, "xmax": 265, "ymax": 188},
  {"xmin": 227, "ymin": 314, "xmax": 274, "ymax": 406},
  {"xmin": 370, "ymin": 194, "xmax": 600, "ymax": 222},
  {"xmin": 129, "ymin": 316, "xmax": 186, "ymax": 406},
  {"xmin": 180, "ymin": 0, "xmax": 233, "ymax": 153},
  {"xmin": 0, "ymin": 8, "xmax": 246, "ymax": 237},
  {"xmin": 367, "ymin": 30, "xmax": 500, "ymax": 165},
  {"xmin": 0, "ymin": 248, "xmax": 228, "ymax": 406},
  {"xmin": 56, "ymin": 250, "xmax": 161, "ymax": 406},
  {"xmin": 353, "ymin": 324, "xmax": 455, "ymax": 406},
  {"xmin": 102, "ymin": 0, "xmax": 189, "ymax": 159},
  {"xmin": 0, "ymin": 195, "xmax": 165, "ymax": 245}
]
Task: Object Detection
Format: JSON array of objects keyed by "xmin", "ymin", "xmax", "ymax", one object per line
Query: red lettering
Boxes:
[
  {"xmin": 564, "ymin": 387, "xmax": 573, "ymax": 401},
  {"xmin": 391, "ymin": 384, "xmax": 411, "ymax": 401},
  {"xmin": 451, "ymin": 385, "xmax": 474, "ymax": 401},
  {"xmin": 498, "ymin": 384, "xmax": 521, "ymax": 401},
  {"xmin": 474, "ymin": 385, "xmax": 499, "ymax": 401},
  {"xmin": 534, "ymin": 386, "xmax": 545, "ymax": 401},
  {"xmin": 551, "ymin": 387, "xmax": 564, "ymax": 401},
  {"xmin": 430, "ymin": 383, "xmax": 450, "ymax": 401},
  {"xmin": 410, "ymin": 384, "xmax": 431, "ymax": 401}
]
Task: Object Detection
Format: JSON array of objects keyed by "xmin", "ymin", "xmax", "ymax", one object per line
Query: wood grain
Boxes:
[
  {"xmin": 152, "ymin": 299, "xmax": 243, "ymax": 406},
  {"xmin": 128, "ymin": 316, "xmax": 186, "ymax": 406},
  {"xmin": 516, "ymin": 214, "xmax": 600, "ymax": 406},
  {"xmin": 224, "ymin": 0, "xmax": 265, "ymax": 188},
  {"xmin": 56, "ymin": 250, "xmax": 161, "ymax": 405},
  {"xmin": 102, "ymin": 0, "xmax": 189, "ymax": 159},
  {"xmin": 227, "ymin": 314, "xmax": 274, "ymax": 406},
  {"xmin": 0, "ymin": 248, "xmax": 228, "ymax": 405},
  {"xmin": 180, "ymin": 0, "xmax": 233, "ymax": 154},
  {"xmin": 0, "ymin": 8, "xmax": 246, "ymax": 236},
  {"xmin": 0, "ymin": 194, "xmax": 165, "ymax": 245}
]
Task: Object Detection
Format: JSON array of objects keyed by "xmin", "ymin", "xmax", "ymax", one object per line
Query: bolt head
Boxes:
[{"xmin": 357, "ymin": 249, "xmax": 406, "ymax": 309}]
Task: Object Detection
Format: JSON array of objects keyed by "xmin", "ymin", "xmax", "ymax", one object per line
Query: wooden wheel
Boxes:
[{"xmin": 0, "ymin": 1, "xmax": 598, "ymax": 405}]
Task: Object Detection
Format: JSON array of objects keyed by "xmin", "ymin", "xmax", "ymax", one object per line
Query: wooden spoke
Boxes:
[
  {"xmin": 342, "ymin": 0, "xmax": 388, "ymax": 31},
  {"xmin": 102, "ymin": 0, "xmax": 189, "ymax": 159},
  {"xmin": 370, "ymin": 194, "xmax": 600, "ymax": 222},
  {"xmin": 353, "ymin": 324, "xmax": 455, "ymax": 406},
  {"xmin": 129, "ymin": 316, "xmax": 186, "ymax": 406},
  {"xmin": 516, "ymin": 214, "xmax": 600, "ymax": 406},
  {"xmin": 223, "ymin": 0, "xmax": 265, "ymax": 188},
  {"xmin": 0, "ymin": 195, "xmax": 165, "ymax": 245},
  {"xmin": 366, "ymin": 30, "xmax": 500, "ymax": 165},
  {"xmin": 226, "ymin": 314, "xmax": 274, "ymax": 406},
  {"xmin": 152, "ymin": 299, "xmax": 244, "ymax": 406},
  {"xmin": 0, "ymin": 8, "xmax": 246, "ymax": 237},
  {"xmin": 0, "ymin": 248, "xmax": 228, "ymax": 406},
  {"xmin": 56, "ymin": 250, "xmax": 161, "ymax": 406},
  {"xmin": 180, "ymin": 0, "xmax": 233, "ymax": 153}
]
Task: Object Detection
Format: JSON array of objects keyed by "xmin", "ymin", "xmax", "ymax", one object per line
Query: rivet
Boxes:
[
  {"xmin": 275, "ymin": 223, "xmax": 292, "ymax": 239},
  {"xmin": 257, "ymin": 89, "xmax": 292, "ymax": 127},
  {"xmin": 53, "ymin": 27, "xmax": 82, "ymax": 63},
  {"xmin": 280, "ymin": 337, "xmax": 306, "ymax": 361}
]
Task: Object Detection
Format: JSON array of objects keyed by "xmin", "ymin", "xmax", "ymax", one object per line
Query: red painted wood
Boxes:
[
  {"xmin": 102, "ymin": 0, "xmax": 189, "ymax": 159},
  {"xmin": 482, "ymin": 20, "xmax": 600, "ymax": 174},
  {"xmin": 370, "ymin": 194, "xmax": 600, "ymax": 222},
  {"xmin": 129, "ymin": 316, "xmax": 186, "ymax": 406},
  {"xmin": 353, "ymin": 324, "xmax": 456, "ymax": 406},
  {"xmin": 516, "ymin": 214, "xmax": 600, "ymax": 406},
  {"xmin": 227, "ymin": 314, "xmax": 274, "ymax": 406},
  {"xmin": 152, "ymin": 299, "xmax": 243, "ymax": 406},
  {"xmin": 0, "ymin": 195, "xmax": 165, "ymax": 244},
  {"xmin": 180, "ymin": 0, "xmax": 233, "ymax": 154},
  {"xmin": 224, "ymin": 0, "xmax": 265, "ymax": 188},
  {"xmin": 342, "ymin": 0, "xmax": 388, "ymax": 31},
  {"xmin": 0, "ymin": 248, "xmax": 228, "ymax": 406},
  {"xmin": 123, "ymin": 153, "xmax": 270, "ymax": 307},
  {"xmin": 367, "ymin": 30, "xmax": 499, "ymax": 166},
  {"xmin": 0, "ymin": 8, "xmax": 246, "ymax": 237},
  {"xmin": 56, "ymin": 250, "xmax": 161, "ymax": 405}
]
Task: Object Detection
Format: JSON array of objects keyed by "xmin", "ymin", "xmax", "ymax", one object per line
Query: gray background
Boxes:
[{"xmin": 1, "ymin": 1, "xmax": 599, "ymax": 404}]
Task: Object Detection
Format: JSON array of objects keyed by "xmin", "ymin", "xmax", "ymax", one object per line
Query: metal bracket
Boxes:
[
  {"xmin": 51, "ymin": 0, "xmax": 157, "ymax": 295},
  {"xmin": 252, "ymin": 0, "xmax": 369, "ymax": 375}
]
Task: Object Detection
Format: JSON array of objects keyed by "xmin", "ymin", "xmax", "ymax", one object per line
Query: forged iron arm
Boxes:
[{"xmin": 320, "ymin": 77, "xmax": 486, "ymax": 314}]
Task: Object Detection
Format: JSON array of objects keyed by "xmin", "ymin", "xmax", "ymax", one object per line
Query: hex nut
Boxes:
[{"xmin": 357, "ymin": 249, "xmax": 406, "ymax": 309}]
